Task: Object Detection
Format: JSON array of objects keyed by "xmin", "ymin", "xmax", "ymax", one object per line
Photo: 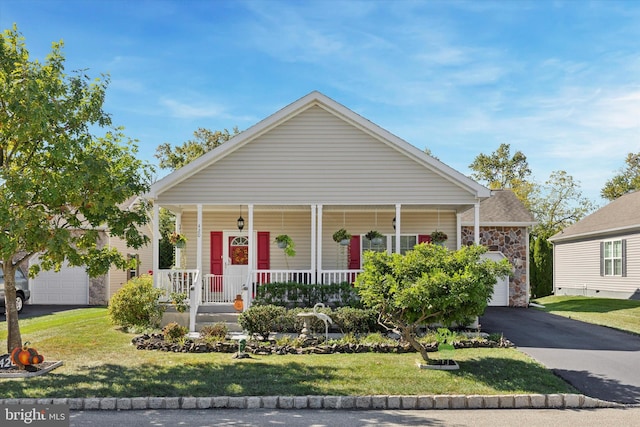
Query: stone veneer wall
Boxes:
[{"xmin": 461, "ymin": 226, "xmax": 529, "ymax": 307}]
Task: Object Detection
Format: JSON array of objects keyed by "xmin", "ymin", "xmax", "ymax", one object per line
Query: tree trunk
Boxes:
[
  {"xmin": 398, "ymin": 324, "xmax": 430, "ymax": 361},
  {"xmin": 3, "ymin": 260, "xmax": 23, "ymax": 357}
]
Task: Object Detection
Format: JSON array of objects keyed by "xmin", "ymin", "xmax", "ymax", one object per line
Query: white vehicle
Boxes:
[{"xmin": 0, "ymin": 265, "xmax": 30, "ymax": 313}]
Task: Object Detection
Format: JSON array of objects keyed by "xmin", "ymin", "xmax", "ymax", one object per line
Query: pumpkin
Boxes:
[
  {"xmin": 233, "ymin": 294, "xmax": 244, "ymax": 312},
  {"xmin": 10, "ymin": 342, "xmax": 44, "ymax": 367}
]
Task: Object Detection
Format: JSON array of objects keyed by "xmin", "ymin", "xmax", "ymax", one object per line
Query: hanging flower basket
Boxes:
[
  {"xmin": 275, "ymin": 235, "xmax": 296, "ymax": 257},
  {"xmin": 365, "ymin": 230, "xmax": 384, "ymax": 245},
  {"xmin": 333, "ymin": 228, "xmax": 351, "ymax": 245},
  {"xmin": 430, "ymin": 230, "xmax": 448, "ymax": 244},
  {"xmin": 169, "ymin": 232, "xmax": 187, "ymax": 248}
]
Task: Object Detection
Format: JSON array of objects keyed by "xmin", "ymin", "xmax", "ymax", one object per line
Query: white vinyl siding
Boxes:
[
  {"xmin": 178, "ymin": 208, "xmax": 457, "ymax": 272},
  {"xmin": 554, "ymin": 233, "xmax": 639, "ymax": 295},
  {"xmin": 157, "ymin": 106, "xmax": 477, "ymax": 206}
]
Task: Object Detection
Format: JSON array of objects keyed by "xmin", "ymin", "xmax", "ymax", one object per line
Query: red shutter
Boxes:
[
  {"xmin": 210, "ymin": 232, "xmax": 223, "ymax": 275},
  {"xmin": 349, "ymin": 235, "xmax": 361, "ymax": 270},
  {"xmin": 257, "ymin": 232, "xmax": 270, "ymax": 283},
  {"xmin": 418, "ymin": 234, "xmax": 432, "ymax": 244}
]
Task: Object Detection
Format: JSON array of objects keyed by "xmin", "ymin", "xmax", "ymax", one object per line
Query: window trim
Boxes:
[{"xmin": 600, "ymin": 239, "xmax": 626, "ymax": 277}]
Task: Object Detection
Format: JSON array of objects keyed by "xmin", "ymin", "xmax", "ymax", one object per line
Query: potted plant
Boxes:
[
  {"xmin": 169, "ymin": 231, "xmax": 187, "ymax": 248},
  {"xmin": 275, "ymin": 235, "xmax": 296, "ymax": 257},
  {"xmin": 430, "ymin": 230, "xmax": 448, "ymax": 245},
  {"xmin": 332, "ymin": 228, "xmax": 351, "ymax": 246},
  {"xmin": 365, "ymin": 230, "xmax": 384, "ymax": 245}
]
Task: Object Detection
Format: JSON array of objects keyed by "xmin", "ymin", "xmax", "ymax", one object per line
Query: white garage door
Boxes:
[
  {"xmin": 29, "ymin": 257, "xmax": 89, "ymax": 305},
  {"xmin": 482, "ymin": 252, "xmax": 510, "ymax": 306}
]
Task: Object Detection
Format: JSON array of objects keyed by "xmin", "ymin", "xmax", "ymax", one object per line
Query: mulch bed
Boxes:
[{"xmin": 132, "ymin": 333, "xmax": 511, "ymax": 355}]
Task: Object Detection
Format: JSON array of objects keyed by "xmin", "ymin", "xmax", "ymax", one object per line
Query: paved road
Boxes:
[
  {"xmin": 480, "ymin": 307, "xmax": 640, "ymax": 404},
  {"xmin": 69, "ymin": 408, "xmax": 640, "ymax": 427}
]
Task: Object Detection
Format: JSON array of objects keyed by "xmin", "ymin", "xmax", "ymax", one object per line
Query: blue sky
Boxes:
[{"xmin": 1, "ymin": 0, "xmax": 639, "ymax": 203}]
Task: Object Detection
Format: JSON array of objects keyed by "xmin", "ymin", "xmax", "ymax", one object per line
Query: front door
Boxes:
[{"xmin": 225, "ymin": 234, "xmax": 249, "ymax": 300}]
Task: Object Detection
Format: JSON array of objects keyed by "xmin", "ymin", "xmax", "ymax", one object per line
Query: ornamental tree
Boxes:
[
  {"xmin": 354, "ymin": 243, "xmax": 512, "ymax": 361},
  {"xmin": 0, "ymin": 25, "xmax": 153, "ymax": 354}
]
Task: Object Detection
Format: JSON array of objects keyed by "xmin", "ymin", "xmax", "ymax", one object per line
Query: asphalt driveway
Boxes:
[{"xmin": 480, "ymin": 307, "xmax": 640, "ymax": 404}]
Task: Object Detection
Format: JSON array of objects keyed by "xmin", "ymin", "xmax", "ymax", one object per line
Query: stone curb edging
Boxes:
[{"xmin": 0, "ymin": 394, "xmax": 622, "ymax": 411}]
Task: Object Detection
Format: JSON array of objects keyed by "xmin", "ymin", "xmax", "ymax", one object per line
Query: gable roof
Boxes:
[
  {"xmin": 460, "ymin": 189, "xmax": 536, "ymax": 226},
  {"xmin": 149, "ymin": 91, "xmax": 490, "ymax": 200},
  {"xmin": 549, "ymin": 190, "xmax": 640, "ymax": 242}
]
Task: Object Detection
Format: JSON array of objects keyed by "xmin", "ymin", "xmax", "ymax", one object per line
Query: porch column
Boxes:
[
  {"xmin": 152, "ymin": 203, "xmax": 160, "ymax": 288},
  {"xmin": 247, "ymin": 204, "xmax": 254, "ymax": 308},
  {"xmin": 474, "ymin": 201, "xmax": 480, "ymax": 244},
  {"xmin": 395, "ymin": 204, "xmax": 401, "ymax": 254},
  {"xmin": 175, "ymin": 212, "xmax": 183, "ymax": 268},
  {"xmin": 310, "ymin": 205, "xmax": 317, "ymax": 284},
  {"xmin": 317, "ymin": 205, "xmax": 323, "ymax": 282},
  {"xmin": 196, "ymin": 205, "xmax": 203, "ymax": 273},
  {"xmin": 189, "ymin": 204, "xmax": 203, "ymax": 334}
]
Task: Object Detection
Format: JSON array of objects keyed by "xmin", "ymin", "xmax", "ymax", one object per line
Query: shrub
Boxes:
[
  {"xmin": 200, "ymin": 323, "xmax": 228, "ymax": 340},
  {"xmin": 253, "ymin": 281, "xmax": 362, "ymax": 308},
  {"xmin": 163, "ymin": 322, "xmax": 188, "ymax": 343},
  {"xmin": 238, "ymin": 305, "xmax": 287, "ymax": 340},
  {"xmin": 332, "ymin": 307, "xmax": 381, "ymax": 334},
  {"xmin": 108, "ymin": 275, "xmax": 165, "ymax": 329}
]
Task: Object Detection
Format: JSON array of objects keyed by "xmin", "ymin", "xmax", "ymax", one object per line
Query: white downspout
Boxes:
[
  {"xmin": 311, "ymin": 205, "xmax": 317, "ymax": 284},
  {"xmin": 456, "ymin": 212, "xmax": 462, "ymax": 250},
  {"xmin": 317, "ymin": 205, "xmax": 323, "ymax": 282}
]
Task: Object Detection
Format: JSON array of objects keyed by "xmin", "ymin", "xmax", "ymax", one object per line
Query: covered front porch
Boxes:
[{"xmin": 151, "ymin": 203, "xmax": 481, "ymax": 331}]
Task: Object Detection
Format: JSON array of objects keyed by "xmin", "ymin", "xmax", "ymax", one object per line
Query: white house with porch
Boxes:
[{"xmin": 147, "ymin": 91, "xmax": 491, "ymax": 332}]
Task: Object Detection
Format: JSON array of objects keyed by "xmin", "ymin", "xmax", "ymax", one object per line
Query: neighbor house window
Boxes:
[
  {"xmin": 602, "ymin": 240, "xmax": 626, "ymax": 277},
  {"xmin": 128, "ymin": 254, "xmax": 140, "ymax": 280}
]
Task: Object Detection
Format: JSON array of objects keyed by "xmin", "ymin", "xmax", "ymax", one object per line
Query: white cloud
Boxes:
[{"xmin": 160, "ymin": 98, "xmax": 225, "ymax": 119}]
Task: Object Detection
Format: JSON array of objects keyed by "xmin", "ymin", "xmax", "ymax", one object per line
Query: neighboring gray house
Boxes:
[
  {"xmin": 460, "ymin": 189, "xmax": 536, "ymax": 307},
  {"xmin": 549, "ymin": 190, "xmax": 640, "ymax": 299}
]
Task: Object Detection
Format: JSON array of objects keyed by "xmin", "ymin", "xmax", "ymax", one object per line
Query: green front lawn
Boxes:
[
  {"xmin": 0, "ymin": 308, "xmax": 575, "ymax": 398},
  {"xmin": 533, "ymin": 296, "xmax": 640, "ymax": 335}
]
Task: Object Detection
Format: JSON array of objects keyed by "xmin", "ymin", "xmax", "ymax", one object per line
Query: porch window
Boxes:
[
  {"xmin": 361, "ymin": 235, "xmax": 417, "ymax": 256},
  {"xmin": 391, "ymin": 235, "xmax": 417, "ymax": 255},
  {"xmin": 362, "ymin": 236, "xmax": 388, "ymax": 253},
  {"xmin": 601, "ymin": 240, "xmax": 626, "ymax": 277}
]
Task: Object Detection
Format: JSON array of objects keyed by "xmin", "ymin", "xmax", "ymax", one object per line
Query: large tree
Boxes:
[
  {"xmin": 529, "ymin": 170, "xmax": 596, "ymax": 238},
  {"xmin": 468, "ymin": 143, "xmax": 534, "ymax": 208},
  {"xmin": 601, "ymin": 152, "xmax": 640, "ymax": 201},
  {"xmin": 0, "ymin": 26, "xmax": 153, "ymax": 355},
  {"xmin": 155, "ymin": 127, "xmax": 239, "ymax": 170}
]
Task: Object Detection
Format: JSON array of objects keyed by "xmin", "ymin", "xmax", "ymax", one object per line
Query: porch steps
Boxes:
[{"xmin": 196, "ymin": 304, "xmax": 243, "ymax": 333}]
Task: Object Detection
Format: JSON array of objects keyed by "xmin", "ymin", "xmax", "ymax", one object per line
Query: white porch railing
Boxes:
[
  {"xmin": 156, "ymin": 269, "xmax": 200, "ymax": 301},
  {"xmin": 253, "ymin": 269, "xmax": 314, "ymax": 285},
  {"xmin": 201, "ymin": 274, "xmax": 246, "ymax": 304},
  {"xmin": 318, "ymin": 270, "xmax": 362, "ymax": 285}
]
